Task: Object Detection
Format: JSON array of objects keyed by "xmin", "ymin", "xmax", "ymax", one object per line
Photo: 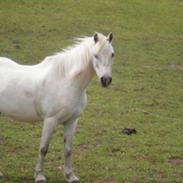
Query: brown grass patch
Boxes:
[
  {"xmin": 168, "ymin": 156, "xmax": 183, "ymax": 165},
  {"xmin": 169, "ymin": 64, "xmax": 183, "ymax": 71}
]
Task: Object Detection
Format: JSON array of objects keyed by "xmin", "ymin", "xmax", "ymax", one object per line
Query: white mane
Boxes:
[
  {"xmin": 42, "ymin": 33, "xmax": 108, "ymax": 78},
  {"xmin": 43, "ymin": 36, "xmax": 94, "ymax": 78}
]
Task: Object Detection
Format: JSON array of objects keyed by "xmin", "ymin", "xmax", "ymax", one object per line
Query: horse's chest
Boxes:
[
  {"xmin": 58, "ymin": 94, "xmax": 86, "ymax": 121},
  {"xmin": 42, "ymin": 90, "xmax": 87, "ymax": 121}
]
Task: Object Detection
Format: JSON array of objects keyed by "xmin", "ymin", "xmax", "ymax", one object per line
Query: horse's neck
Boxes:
[
  {"xmin": 71, "ymin": 60, "xmax": 95, "ymax": 91},
  {"xmin": 66, "ymin": 45, "xmax": 95, "ymax": 90},
  {"xmin": 50, "ymin": 41, "xmax": 95, "ymax": 90}
]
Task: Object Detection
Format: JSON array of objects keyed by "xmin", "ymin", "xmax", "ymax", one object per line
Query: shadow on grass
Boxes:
[{"xmin": 1, "ymin": 176, "xmax": 67, "ymax": 183}]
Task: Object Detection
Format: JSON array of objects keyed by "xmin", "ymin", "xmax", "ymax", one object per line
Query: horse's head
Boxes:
[{"xmin": 92, "ymin": 32, "xmax": 114, "ymax": 88}]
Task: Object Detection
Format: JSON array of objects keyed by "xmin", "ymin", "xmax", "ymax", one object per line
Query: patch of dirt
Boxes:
[
  {"xmin": 94, "ymin": 180, "xmax": 117, "ymax": 183},
  {"xmin": 169, "ymin": 64, "xmax": 183, "ymax": 71},
  {"xmin": 168, "ymin": 157, "xmax": 183, "ymax": 165},
  {"xmin": 176, "ymin": 0, "xmax": 183, "ymax": 4},
  {"xmin": 134, "ymin": 154, "xmax": 156, "ymax": 163},
  {"xmin": 0, "ymin": 171, "xmax": 3, "ymax": 178}
]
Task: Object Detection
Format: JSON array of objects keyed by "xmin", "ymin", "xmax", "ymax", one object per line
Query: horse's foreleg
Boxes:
[
  {"xmin": 64, "ymin": 119, "xmax": 79, "ymax": 183},
  {"xmin": 35, "ymin": 118, "xmax": 58, "ymax": 183}
]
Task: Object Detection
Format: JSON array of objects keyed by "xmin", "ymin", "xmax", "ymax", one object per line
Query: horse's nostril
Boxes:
[
  {"xmin": 101, "ymin": 77, "xmax": 105, "ymax": 87},
  {"xmin": 101, "ymin": 76, "xmax": 112, "ymax": 87},
  {"xmin": 101, "ymin": 77, "xmax": 105, "ymax": 83}
]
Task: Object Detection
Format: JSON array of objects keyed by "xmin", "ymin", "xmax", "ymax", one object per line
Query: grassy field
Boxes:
[{"xmin": 0, "ymin": 0, "xmax": 183, "ymax": 182}]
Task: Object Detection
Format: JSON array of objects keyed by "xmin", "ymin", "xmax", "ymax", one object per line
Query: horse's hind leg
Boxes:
[
  {"xmin": 64, "ymin": 118, "xmax": 79, "ymax": 183},
  {"xmin": 35, "ymin": 118, "xmax": 58, "ymax": 183}
]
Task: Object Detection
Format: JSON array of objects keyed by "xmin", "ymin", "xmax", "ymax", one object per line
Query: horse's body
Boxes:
[
  {"xmin": 0, "ymin": 56, "xmax": 86, "ymax": 122},
  {"xmin": 0, "ymin": 32, "xmax": 114, "ymax": 183}
]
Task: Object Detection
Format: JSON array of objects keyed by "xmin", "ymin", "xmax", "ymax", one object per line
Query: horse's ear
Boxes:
[
  {"xmin": 94, "ymin": 33, "xmax": 98, "ymax": 43},
  {"xmin": 107, "ymin": 32, "xmax": 113, "ymax": 43}
]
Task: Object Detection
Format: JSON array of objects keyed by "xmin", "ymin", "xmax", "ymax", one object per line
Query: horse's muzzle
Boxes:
[{"xmin": 101, "ymin": 76, "xmax": 112, "ymax": 88}]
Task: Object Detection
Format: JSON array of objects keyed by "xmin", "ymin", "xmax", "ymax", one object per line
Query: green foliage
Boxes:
[{"xmin": 0, "ymin": 0, "xmax": 183, "ymax": 182}]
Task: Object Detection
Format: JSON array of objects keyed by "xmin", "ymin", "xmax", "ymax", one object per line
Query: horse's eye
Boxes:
[{"xmin": 112, "ymin": 53, "xmax": 114, "ymax": 58}]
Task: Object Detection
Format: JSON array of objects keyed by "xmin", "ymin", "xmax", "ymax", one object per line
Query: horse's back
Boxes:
[
  {"xmin": 0, "ymin": 57, "xmax": 20, "ymax": 88},
  {"xmin": 0, "ymin": 57, "xmax": 25, "ymax": 85},
  {"xmin": 0, "ymin": 57, "xmax": 44, "ymax": 121},
  {"xmin": 0, "ymin": 57, "xmax": 19, "ymax": 67}
]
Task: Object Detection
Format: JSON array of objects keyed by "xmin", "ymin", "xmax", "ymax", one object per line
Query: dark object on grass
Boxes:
[
  {"xmin": 122, "ymin": 128, "xmax": 137, "ymax": 135},
  {"xmin": 0, "ymin": 171, "xmax": 3, "ymax": 179}
]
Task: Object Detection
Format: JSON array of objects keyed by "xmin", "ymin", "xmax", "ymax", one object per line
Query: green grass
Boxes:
[{"xmin": 0, "ymin": 0, "xmax": 183, "ymax": 182}]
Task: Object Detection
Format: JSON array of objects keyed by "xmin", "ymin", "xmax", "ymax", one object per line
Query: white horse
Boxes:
[{"xmin": 0, "ymin": 32, "xmax": 114, "ymax": 183}]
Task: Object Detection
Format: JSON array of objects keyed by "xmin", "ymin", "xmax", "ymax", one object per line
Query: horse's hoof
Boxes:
[
  {"xmin": 69, "ymin": 177, "xmax": 79, "ymax": 183},
  {"xmin": 35, "ymin": 174, "xmax": 46, "ymax": 183},
  {"xmin": 70, "ymin": 176, "xmax": 79, "ymax": 183},
  {"xmin": 65, "ymin": 173, "xmax": 79, "ymax": 183}
]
